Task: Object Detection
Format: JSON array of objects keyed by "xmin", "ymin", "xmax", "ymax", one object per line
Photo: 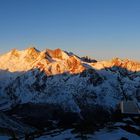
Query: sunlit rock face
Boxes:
[
  {"xmin": 0, "ymin": 47, "xmax": 140, "ymax": 118},
  {"xmin": 0, "ymin": 47, "xmax": 40, "ymax": 72},
  {"xmin": 0, "ymin": 47, "xmax": 85, "ymax": 75},
  {"xmin": 45, "ymin": 48, "xmax": 70, "ymax": 60},
  {"xmin": 1, "ymin": 47, "xmax": 140, "ymax": 73},
  {"xmin": 92, "ymin": 57, "xmax": 140, "ymax": 72}
]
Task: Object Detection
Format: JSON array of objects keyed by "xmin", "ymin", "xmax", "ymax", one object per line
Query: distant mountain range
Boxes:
[
  {"xmin": 0, "ymin": 48, "xmax": 140, "ymax": 133},
  {"xmin": 0, "ymin": 47, "xmax": 140, "ymax": 73}
]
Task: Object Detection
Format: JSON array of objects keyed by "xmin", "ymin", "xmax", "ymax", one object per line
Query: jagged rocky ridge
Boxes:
[{"xmin": 0, "ymin": 48, "xmax": 140, "ymax": 127}]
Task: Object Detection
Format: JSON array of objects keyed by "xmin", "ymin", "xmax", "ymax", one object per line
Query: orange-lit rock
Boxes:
[
  {"xmin": 67, "ymin": 56, "xmax": 85, "ymax": 73},
  {"xmin": 45, "ymin": 48, "xmax": 69, "ymax": 60},
  {"xmin": 0, "ymin": 47, "xmax": 140, "ymax": 74}
]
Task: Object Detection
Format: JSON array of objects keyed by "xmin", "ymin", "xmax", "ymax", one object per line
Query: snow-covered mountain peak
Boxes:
[
  {"xmin": 92, "ymin": 57, "xmax": 140, "ymax": 72},
  {"xmin": 0, "ymin": 47, "xmax": 140, "ymax": 74},
  {"xmin": 45, "ymin": 48, "xmax": 70, "ymax": 60},
  {"xmin": 0, "ymin": 48, "xmax": 85, "ymax": 74}
]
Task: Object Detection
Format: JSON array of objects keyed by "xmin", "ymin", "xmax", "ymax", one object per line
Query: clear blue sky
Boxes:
[{"xmin": 0, "ymin": 0, "xmax": 140, "ymax": 60}]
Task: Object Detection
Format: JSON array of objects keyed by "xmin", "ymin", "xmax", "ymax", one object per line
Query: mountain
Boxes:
[
  {"xmin": 0, "ymin": 47, "xmax": 140, "ymax": 128},
  {"xmin": 92, "ymin": 57, "xmax": 140, "ymax": 72}
]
